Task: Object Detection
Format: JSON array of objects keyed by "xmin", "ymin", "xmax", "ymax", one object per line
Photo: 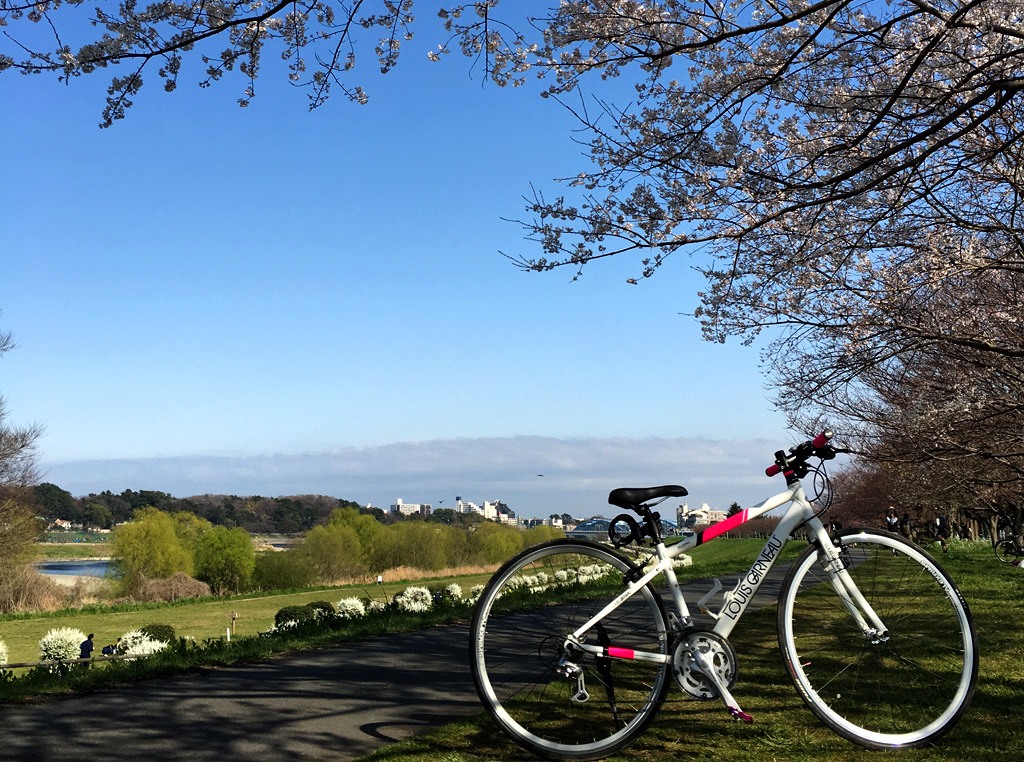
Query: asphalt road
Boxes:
[
  {"xmin": 0, "ymin": 564, "xmax": 791, "ymax": 762},
  {"xmin": 0, "ymin": 624, "xmax": 482, "ymax": 762}
]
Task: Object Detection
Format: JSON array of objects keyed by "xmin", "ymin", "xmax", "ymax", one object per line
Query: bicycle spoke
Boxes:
[
  {"xmin": 470, "ymin": 540, "xmax": 670, "ymax": 759},
  {"xmin": 779, "ymin": 531, "xmax": 977, "ymax": 749}
]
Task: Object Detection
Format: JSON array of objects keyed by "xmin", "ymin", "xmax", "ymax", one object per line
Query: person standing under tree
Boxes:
[
  {"xmin": 935, "ymin": 516, "xmax": 950, "ymax": 553},
  {"xmin": 885, "ymin": 508, "xmax": 899, "ymax": 534},
  {"xmin": 900, "ymin": 513, "xmax": 913, "ymax": 540}
]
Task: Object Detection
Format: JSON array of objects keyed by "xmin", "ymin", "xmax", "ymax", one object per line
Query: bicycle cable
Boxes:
[{"xmin": 806, "ymin": 458, "xmax": 834, "ymax": 518}]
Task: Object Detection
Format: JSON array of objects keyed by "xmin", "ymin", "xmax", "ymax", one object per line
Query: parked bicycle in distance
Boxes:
[
  {"xmin": 995, "ymin": 534, "xmax": 1024, "ymax": 564},
  {"xmin": 469, "ymin": 431, "xmax": 979, "ymax": 760}
]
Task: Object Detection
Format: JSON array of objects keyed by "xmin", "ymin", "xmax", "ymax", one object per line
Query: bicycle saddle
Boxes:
[{"xmin": 608, "ymin": 485, "xmax": 688, "ymax": 511}]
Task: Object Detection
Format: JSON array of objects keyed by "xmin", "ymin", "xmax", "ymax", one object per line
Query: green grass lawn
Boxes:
[
  {"xmin": 354, "ymin": 540, "xmax": 1023, "ymax": 762},
  {"xmin": 37, "ymin": 543, "xmax": 112, "ymax": 560},
  {"xmin": 0, "ymin": 570, "xmax": 498, "ymax": 664}
]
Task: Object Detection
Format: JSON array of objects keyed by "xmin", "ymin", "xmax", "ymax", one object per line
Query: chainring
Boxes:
[{"xmin": 672, "ymin": 629, "xmax": 739, "ymax": 701}]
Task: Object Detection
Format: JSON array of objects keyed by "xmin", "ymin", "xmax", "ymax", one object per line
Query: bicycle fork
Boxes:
[{"xmin": 812, "ymin": 528, "xmax": 890, "ymax": 642}]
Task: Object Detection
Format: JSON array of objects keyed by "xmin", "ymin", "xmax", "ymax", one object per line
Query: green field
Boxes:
[
  {"xmin": 37, "ymin": 542, "xmax": 112, "ymax": 559},
  {"xmin": 0, "ymin": 571, "xmax": 494, "ymax": 665}
]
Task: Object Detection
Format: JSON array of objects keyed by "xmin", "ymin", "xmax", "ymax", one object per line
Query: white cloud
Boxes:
[{"xmin": 40, "ymin": 435, "xmax": 797, "ymax": 518}]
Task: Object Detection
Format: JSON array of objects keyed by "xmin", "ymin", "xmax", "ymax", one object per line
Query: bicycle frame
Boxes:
[{"xmin": 565, "ymin": 477, "xmax": 890, "ymax": 667}]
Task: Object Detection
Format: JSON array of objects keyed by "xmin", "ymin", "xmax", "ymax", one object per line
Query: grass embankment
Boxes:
[
  {"xmin": 7, "ymin": 539, "xmax": 780, "ymax": 665},
  {"xmin": 354, "ymin": 540, "xmax": 1023, "ymax": 762},
  {"xmin": 0, "ymin": 539, "xmax": 780, "ymax": 688},
  {"xmin": 0, "ymin": 568, "xmax": 497, "ymax": 665}
]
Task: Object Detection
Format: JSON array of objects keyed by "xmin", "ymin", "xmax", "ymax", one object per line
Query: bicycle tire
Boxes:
[
  {"xmin": 777, "ymin": 529, "xmax": 978, "ymax": 749},
  {"xmin": 994, "ymin": 539, "xmax": 1020, "ymax": 564},
  {"xmin": 470, "ymin": 539, "xmax": 671, "ymax": 760}
]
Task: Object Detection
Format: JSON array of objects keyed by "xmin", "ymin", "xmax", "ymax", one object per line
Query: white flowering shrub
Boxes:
[
  {"xmin": 367, "ymin": 599, "xmax": 387, "ymax": 613},
  {"xmin": 40, "ymin": 627, "xmax": 86, "ymax": 660},
  {"xmin": 126, "ymin": 636, "xmax": 167, "ymax": 657},
  {"xmin": 469, "ymin": 584, "xmax": 485, "ymax": 601},
  {"xmin": 0, "ymin": 638, "xmax": 8, "ymax": 666},
  {"xmin": 336, "ymin": 597, "xmax": 366, "ymax": 619},
  {"xmin": 394, "ymin": 585, "xmax": 433, "ymax": 613},
  {"xmin": 39, "ymin": 627, "xmax": 86, "ymax": 670},
  {"xmin": 505, "ymin": 576, "xmax": 528, "ymax": 591},
  {"xmin": 673, "ymin": 555, "xmax": 693, "ymax": 569},
  {"xmin": 119, "ymin": 629, "xmax": 168, "ymax": 657},
  {"xmin": 261, "ymin": 621, "xmax": 299, "ymax": 637},
  {"xmin": 118, "ymin": 629, "xmax": 148, "ymax": 652},
  {"xmin": 444, "ymin": 583, "xmax": 463, "ymax": 601},
  {"xmin": 553, "ymin": 564, "xmax": 614, "ymax": 586}
]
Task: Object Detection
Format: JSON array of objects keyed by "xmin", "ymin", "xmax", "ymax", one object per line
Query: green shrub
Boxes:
[
  {"xmin": 254, "ymin": 550, "xmax": 315, "ymax": 590},
  {"xmin": 305, "ymin": 600, "xmax": 335, "ymax": 619},
  {"xmin": 139, "ymin": 623, "xmax": 176, "ymax": 643},
  {"xmin": 275, "ymin": 605, "xmax": 315, "ymax": 627}
]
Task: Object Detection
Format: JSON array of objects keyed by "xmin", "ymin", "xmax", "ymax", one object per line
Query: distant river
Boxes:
[{"xmin": 36, "ymin": 560, "xmax": 114, "ymax": 578}]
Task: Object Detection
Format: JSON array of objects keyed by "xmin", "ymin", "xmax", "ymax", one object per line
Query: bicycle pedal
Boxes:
[{"xmin": 729, "ymin": 707, "xmax": 754, "ymax": 723}]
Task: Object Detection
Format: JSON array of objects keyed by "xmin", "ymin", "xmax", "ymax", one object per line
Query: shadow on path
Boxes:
[{"xmin": 0, "ymin": 626, "xmax": 479, "ymax": 762}]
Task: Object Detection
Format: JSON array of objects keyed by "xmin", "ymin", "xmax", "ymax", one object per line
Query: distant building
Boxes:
[
  {"xmin": 676, "ymin": 502, "xmax": 726, "ymax": 529},
  {"xmin": 389, "ymin": 499, "xmax": 431, "ymax": 518},
  {"xmin": 455, "ymin": 497, "xmax": 516, "ymax": 523}
]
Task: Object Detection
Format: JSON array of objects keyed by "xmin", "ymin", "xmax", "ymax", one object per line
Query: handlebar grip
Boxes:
[
  {"xmin": 812, "ymin": 430, "xmax": 834, "ymax": 448},
  {"xmin": 765, "ymin": 463, "xmax": 782, "ymax": 477}
]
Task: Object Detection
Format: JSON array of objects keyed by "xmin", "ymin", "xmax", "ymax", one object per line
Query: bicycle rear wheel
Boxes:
[
  {"xmin": 470, "ymin": 539, "xmax": 671, "ymax": 760},
  {"xmin": 778, "ymin": 529, "xmax": 978, "ymax": 749}
]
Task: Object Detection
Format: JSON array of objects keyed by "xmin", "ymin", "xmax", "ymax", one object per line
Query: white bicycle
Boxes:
[{"xmin": 469, "ymin": 432, "xmax": 979, "ymax": 759}]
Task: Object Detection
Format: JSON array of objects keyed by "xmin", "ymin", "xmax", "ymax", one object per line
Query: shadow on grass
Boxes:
[{"xmin": 357, "ymin": 547, "xmax": 1024, "ymax": 762}]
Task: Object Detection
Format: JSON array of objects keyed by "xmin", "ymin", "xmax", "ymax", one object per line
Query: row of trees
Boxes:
[
  {"xmin": 112, "ymin": 505, "xmax": 562, "ymax": 597},
  {"xmin": 34, "ymin": 484, "xmax": 528, "ymax": 535},
  {"xmin": 112, "ymin": 508, "xmax": 256, "ymax": 596},
  {"xmin": 34, "ymin": 484, "xmax": 370, "ymax": 534}
]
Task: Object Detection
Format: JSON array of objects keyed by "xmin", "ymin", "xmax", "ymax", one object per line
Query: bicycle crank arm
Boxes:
[{"xmin": 689, "ymin": 648, "xmax": 753, "ymax": 724}]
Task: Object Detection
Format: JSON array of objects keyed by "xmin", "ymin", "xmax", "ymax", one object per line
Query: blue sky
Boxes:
[{"xmin": 1, "ymin": 24, "xmax": 794, "ymax": 517}]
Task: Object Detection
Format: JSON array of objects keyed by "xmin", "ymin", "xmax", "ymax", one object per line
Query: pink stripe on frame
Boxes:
[
  {"xmin": 703, "ymin": 510, "xmax": 749, "ymax": 542},
  {"xmin": 607, "ymin": 647, "xmax": 635, "ymax": 660}
]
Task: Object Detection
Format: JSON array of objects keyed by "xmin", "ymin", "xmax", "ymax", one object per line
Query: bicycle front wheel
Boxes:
[
  {"xmin": 778, "ymin": 529, "xmax": 978, "ymax": 749},
  {"xmin": 470, "ymin": 539, "xmax": 671, "ymax": 760}
]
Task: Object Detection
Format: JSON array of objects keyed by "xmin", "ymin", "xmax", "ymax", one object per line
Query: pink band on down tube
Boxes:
[
  {"xmin": 703, "ymin": 510, "xmax": 749, "ymax": 542},
  {"xmin": 607, "ymin": 647, "xmax": 635, "ymax": 660}
]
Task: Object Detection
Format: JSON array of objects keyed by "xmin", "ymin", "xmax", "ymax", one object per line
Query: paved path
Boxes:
[{"xmin": 0, "ymin": 564, "xmax": 791, "ymax": 762}]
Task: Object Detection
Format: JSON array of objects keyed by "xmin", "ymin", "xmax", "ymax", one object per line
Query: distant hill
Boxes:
[{"xmin": 32, "ymin": 483, "xmax": 375, "ymax": 534}]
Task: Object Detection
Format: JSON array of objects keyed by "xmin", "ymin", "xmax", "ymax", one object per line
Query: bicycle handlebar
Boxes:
[{"xmin": 766, "ymin": 430, "xmax": 836, "ymax": 478}]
